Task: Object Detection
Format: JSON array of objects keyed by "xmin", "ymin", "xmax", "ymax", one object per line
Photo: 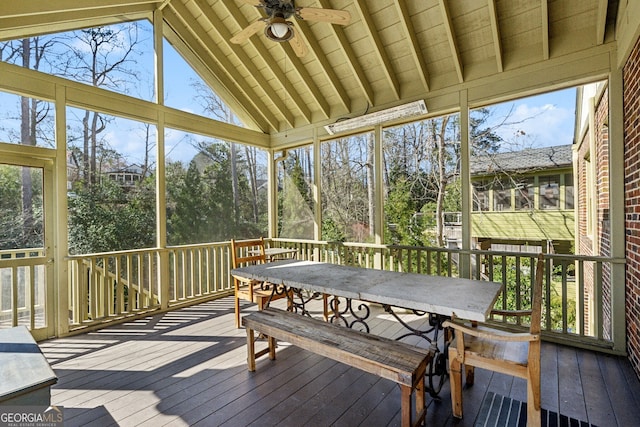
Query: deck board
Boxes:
[{"xmin": 39, "ymin": 297, "xmax": 640, "ymax": 426}]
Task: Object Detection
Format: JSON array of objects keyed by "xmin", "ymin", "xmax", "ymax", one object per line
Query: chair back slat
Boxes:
[{"xmin": 231, "ymin": 238, "xmax": 266, "ymax": 269}]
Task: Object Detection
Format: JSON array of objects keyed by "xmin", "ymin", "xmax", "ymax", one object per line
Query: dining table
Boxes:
[{"xmin": 231, "ymin": 259, "xmax": 503, "ymax": 396}]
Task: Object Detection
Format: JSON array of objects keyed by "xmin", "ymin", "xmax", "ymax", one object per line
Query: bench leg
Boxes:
[
  {"xmin": 268, "ymin": 336, "xmax": 276, "ymax": 360},
  {"xmin": 400, "ymin": 385, "xmax": 412, "ymax": 427},
  {"xmin": 246, "ymin": 326, "xmax": 256, "ymax": 372},
  {"xmin": 415, "ymin": 375, "xmax": 426, "ymax": 426}
]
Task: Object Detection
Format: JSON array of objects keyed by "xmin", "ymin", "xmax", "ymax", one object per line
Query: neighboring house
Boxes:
[
  {"xmin": 469, "ymin": 144, "xmax": 575, "ymax": 254},
  {"xmin": 574, "ymin": 81, "xmax": 611, "ymax": 338},
  {"xmin": 106, "ymin": 164, "xmax": 145, "ymax": 187}
]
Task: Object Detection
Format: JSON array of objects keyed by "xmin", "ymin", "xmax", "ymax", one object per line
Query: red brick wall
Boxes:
[
  {"xmin": 575, "ymin": 88, "xmax": 610, "ymax": 337},
  {"xmin": 624, "ymin": 35, "xmax": 640, "ymax": 377},
  {"xmin": 596, "ymin": 90, "xmax": 612, "ymax": 339}
]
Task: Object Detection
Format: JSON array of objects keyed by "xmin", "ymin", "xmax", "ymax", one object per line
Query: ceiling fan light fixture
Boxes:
[{"xmin": 265, "ymin": 17, "xmax": 294, "ymax": 42}]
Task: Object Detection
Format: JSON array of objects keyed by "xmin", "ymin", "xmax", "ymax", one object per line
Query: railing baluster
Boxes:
[
  {"xmin": 577, "ymin": 259, "xmax": 585, "ymax": 337},
  {"xmin": 561, "ymin": 260, "xmax": 568, "ymax": 333},
  {"xmin": 594, "ymin": 261, "xmax": 603, "ymax": 341},
  {"xmin": 544, "ymin": 256, "xmax": 552, "ymax": 332},
  {"xmin": 11, "ymin": 265, "xmax": 18, "ymax": 327}
]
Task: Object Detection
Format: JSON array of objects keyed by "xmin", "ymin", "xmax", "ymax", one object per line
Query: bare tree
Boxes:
[
  {"xmin": 2, "ymin": 36, "xmax": 57, "ymax": 246},
  {"xmin": 56, "ymin": 24, "xmax": 142, "ymax": 186}
]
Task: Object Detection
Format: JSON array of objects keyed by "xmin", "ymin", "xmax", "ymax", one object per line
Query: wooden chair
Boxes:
[
  {"xmin": 443, "ymin": 253, "xmax": 544, "ymax": 427},
  {"xmin": 231, "ymin": 238, "xmax": 289, "ymax": 328}
]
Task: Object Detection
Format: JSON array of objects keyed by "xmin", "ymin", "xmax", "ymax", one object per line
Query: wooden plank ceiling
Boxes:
[{"xmin": 0, "ymin": 0, "xmax": 620, "ymax": 136}]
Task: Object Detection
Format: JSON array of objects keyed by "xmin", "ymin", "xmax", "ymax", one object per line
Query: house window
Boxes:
[
  {"xmin": 473, "ymin": 181, "xmax": 490, "ymax": 211},
  {"xmin": 565, "ymin": 173, "xmax": 574, "ymax": 209},
  {"xmin": 540, "ymin": 175, "xmax": 560, "ymax": 209},
  {"xmin": 515, "ymin": 177, "xmax": 535, "ymax": 210},
  {"xmin": 493, "ymin": 180, "xmax": 510, "ymax": 211}
]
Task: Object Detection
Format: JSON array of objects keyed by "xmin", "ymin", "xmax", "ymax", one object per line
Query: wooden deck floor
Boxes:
[{"xmin": 41, "ymin": 297, "xmax": 640, "ymax": 426}]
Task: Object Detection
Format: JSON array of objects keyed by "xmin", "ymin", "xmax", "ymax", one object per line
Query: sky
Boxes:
[{"xmin": 479, "ymin": 88, "xmax": 577, "ymax": 150}]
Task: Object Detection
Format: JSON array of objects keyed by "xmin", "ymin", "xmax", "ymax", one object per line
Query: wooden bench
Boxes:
[
  {"xmin": 0, "ymin": 326, "xmax": 58, "ymax": 406},
  {"xmin": 242, "ymin": 307, "xmax": 430, "ymax": 427}
]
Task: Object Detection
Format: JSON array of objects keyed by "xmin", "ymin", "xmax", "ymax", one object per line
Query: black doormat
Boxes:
[{"xmin": 475, "ymin": 392, "xmax": 597, "ymax": 427}]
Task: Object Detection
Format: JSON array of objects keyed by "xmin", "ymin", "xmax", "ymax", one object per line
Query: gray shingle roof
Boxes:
[{"xmin": 470, "ymin": 144, "xmax": 572, "ymax": 176}]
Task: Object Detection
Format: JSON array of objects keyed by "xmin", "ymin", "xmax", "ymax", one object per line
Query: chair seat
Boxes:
[{"xmin": 236, "ymin": 283, "xmax": 286, "ymax": 304}]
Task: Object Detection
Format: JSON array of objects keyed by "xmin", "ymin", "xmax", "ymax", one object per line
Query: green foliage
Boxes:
[
  {"xmin": 278, "ymin": 149, "xmax": 314, "ymax": 239},
  {"xmin": 385, "ymin": 178, "xmax": 426, "ymax": 246},
  {"xmin": 321, "ymin": 217, "xmax": 346, "ymax": 242},
  {"xmin": 165, "ymin": 142, "xmax": 265, "ymax": 245},
  {"xmin": 488, "ymin": 256, "xmax": 576, "ymax": 332},
  {"xmin": 68, "ymin": 177, "xmax": 155, "ymax": 254},
  {"xmin": 0, "ymin": 165, "xmax": 43, "ymax": 250}
]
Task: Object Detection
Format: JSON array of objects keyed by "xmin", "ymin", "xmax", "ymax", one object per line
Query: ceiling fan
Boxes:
[{"xmin": 231, "ymin": 0, "xmax": 351, "ymax": 57}]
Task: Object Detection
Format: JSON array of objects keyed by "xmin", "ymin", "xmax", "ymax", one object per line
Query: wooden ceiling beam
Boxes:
[
  {"xmin": 438, "ymin": 0, "xmax": 464, "ymax": 83},
  {"xmin": 288, "ymin": 20, "xmax": 348, "ymax": 116},
  {"xmin": 317, "ymin": 0, "xmax": 374, "ymax": 106},
  {"xmin": 487, "ymin": 0, "xmax": 503, "ymax": 73},
  {"xmin": 284, "ymin": 0, "xmax": 351, "ymax": 113},
  {"xmin": 0, "ymin": 6, "xmax": 153, "ymax": 41},
  {"xmin": 596, "ymin": 0, "xmax": 609, "ymax": 45},
  {"xmin": 191, "ymin": 0, "xmax": 305, "ymax": 127},
  {"xmin": 541, "ymin": 0, "xmax": 550, "ymax": 60},
  {"xmin": 394, "ymin": 0, "xmax": 429, "ymax": 92},
  {"xmin": 353, "ymin": 0, "xmax": 400, "ymax": 100},
  {"xmin": 163, "ymin": 7, "xmax": 277, "ymax": 132},
  {"xmin": 0, "ymin": 0, "xmax": 159, "ymax": 18}
]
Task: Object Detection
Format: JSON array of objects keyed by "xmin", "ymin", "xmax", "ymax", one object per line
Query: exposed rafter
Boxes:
[
  {"xmin": 0, "ymin": 5, "xmax": 154, "ymax": 41},
  {"xmin": 191, "ymin": 0, "xmax": 304, "ymax": 128},
  {"xmin": 487, "ymin": 0, "xmax": 503, "ymax": 73},
  {"xmin": 394, "ymin": 0, "xmax": 429, "ymax": 92},
  {"xmin": 284, "ymin": 18, "xmax": 347, "ymax": 116},
  {"xmin": 317, "ymin": 0, "xmax": 374, "ymax": 106},
  {"xmin": 596, "ymin": 0, "xmax": 609, "ymax": 45},
  {"xmin": 353, "ymin": 0, "xmax": 400, "ymax": 100},
  {"xmin": 0, "ymin": 0, "xmax": 159, "ymax": 18},
  {"xmin": 164, "ymin": 6, "xmax": 278, "ymax": 131},
  {"xmin": 438, "ymin": 0, "xmax": 464, "ymax": 83},
  {"xmin": 541, "ymin": 0, "xmax": 550, "ymax": 60}
]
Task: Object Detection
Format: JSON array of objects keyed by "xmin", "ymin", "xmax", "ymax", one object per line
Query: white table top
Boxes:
[
  {"xmin": 264, "ymin": 247, "xmax": 297, "ymax": 256},
  {"xmin": 231, "ymin": 260, "xmax": 502, "ymax": 322},
  {"xmin": 249, "ymin": 247, "xmax": 297, "ymax": 257}
]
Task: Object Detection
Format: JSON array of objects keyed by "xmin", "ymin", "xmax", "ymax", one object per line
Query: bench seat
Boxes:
[
  {"xmin": 0, "ymin": 326, "xmax": 57, "ymax": 406},
  {"xmin": 242, "ymin": 307, "xmax": 430, "ymax": 427}
]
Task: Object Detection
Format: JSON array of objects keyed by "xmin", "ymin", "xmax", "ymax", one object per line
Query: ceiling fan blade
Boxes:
[
  {"xmin": 230, "ymin": 20, "xmax": 264, "ymax": 44},
  {"xmin": 297, "ymin": 7, "xmax": 351, "ymax": 25},
  {"xmin": 289, "ymin": 31, "xmax": 308, "ymax": 57}
]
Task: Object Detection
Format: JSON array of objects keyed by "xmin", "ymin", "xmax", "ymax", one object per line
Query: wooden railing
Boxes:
[
  {"xmin": 270, "ymin": 238, "xmax": 622, "ymax": 352},
  {"xmin": 0, "ymin": 248, "xmax": 46, "ymax": 329},
  {"xmin": 66, "ymin": 242, "xmax": 234, "ymax": 329},
  {"xmin": 63, "ymin": 239, "xmax": 623, "ymax": 353}
]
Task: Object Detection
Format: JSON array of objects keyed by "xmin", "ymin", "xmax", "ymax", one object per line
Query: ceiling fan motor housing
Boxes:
[{"xmin": 263, "ymin": 0, "xmax": 297, "ymax": 20}]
